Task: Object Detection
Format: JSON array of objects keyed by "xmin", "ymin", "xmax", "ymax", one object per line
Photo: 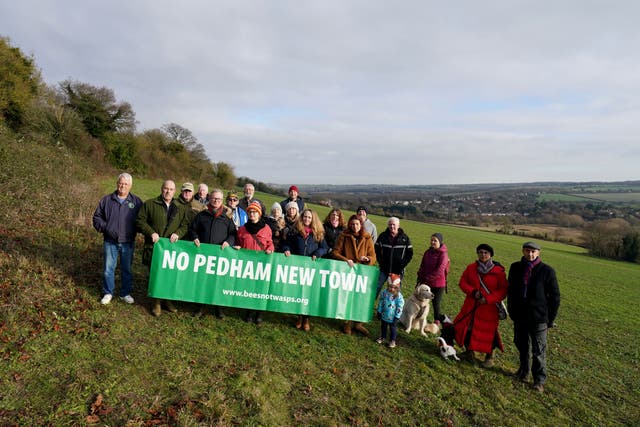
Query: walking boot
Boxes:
[
  {"xmin": 151, "ymin": 299, "xmax": 162, "ymax": 317},
  {"xmin": 303, "ymin": 317, "xmax": 310, "ymax": 331},
  {"xmin": 165, "ymin": 300, "xmax": 178, "ymax": 313},
  {"xmin": 295, "ymin": 316, "xmax": 303, "ymax": 329},
  {"xmin": 343, "ymin": 321, "xmax": 352, "ymax": 335},
  {"xmin": 482, "ymin": 352, "xmax": 495, "ymax": 368},
  {"xmin": 354, "ymin": 322, "xmax": 370, "ymax": 336}
]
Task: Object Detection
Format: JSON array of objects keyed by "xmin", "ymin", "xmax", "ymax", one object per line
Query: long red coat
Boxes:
[{"xmin": 453, "ymin": 262, "xmax": 508, "ymax": 353}]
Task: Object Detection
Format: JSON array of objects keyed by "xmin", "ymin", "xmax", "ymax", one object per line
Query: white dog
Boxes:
[
  {"xmin": 438, "ymin": 337, "xmax": 460, "ymax": 361},
  {"xmin": 399, "ymin": 284, "xmax": 437, "ymax": 337}
]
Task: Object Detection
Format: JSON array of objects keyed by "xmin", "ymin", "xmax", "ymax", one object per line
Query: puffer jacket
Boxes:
[
  {"xmin": 236, "ymin": 223, "xmax": 274, "ymax": 252},
  {"xmin": 454, "ymin": 261, "xmax": 508, "ymax": 353},
  {"xmin": 416, "ymin": 244, "xmax": 449, "ymax": 288},
  {"xmin": 377, "ymin": 289, "xmax": 405, "ymax": 323}
]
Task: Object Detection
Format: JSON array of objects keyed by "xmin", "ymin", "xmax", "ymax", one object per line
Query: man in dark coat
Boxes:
[
  {"xmin": 189, "ymin": 189, "xmax": 237, "ymax": 318},
  {"xmin": 508, "ymin": 241, "xmax": 560, "ymax": 393},
  {"xmin": 92, "ymin": 173, "xmax": 142, "ymax": 305},
  {"xmin": 136, "ymin": 180, "xmax": 190, "ymax": 316},
  {"xmin": 374, "ymin": 217, "xmax": 413, "ymax": 297}
]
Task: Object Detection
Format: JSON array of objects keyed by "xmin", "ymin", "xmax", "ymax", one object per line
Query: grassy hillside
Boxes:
[{"xmin": 2, "ymin": 136, "xmax": 639, "ymax": 426}]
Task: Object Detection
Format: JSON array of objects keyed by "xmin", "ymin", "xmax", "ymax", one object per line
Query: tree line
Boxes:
[{"xmin": 0, "ymin": 36, "xmax": 235, "ymax": 188}]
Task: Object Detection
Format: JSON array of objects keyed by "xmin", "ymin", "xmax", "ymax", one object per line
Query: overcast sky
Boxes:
[{"xmin": 2, "ymin": 1, "xmax": 639, "ymax": 185}]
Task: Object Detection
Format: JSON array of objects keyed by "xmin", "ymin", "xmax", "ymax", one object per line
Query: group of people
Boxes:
[{"xmin": 93, "ymin": 173, "xmax": 560, "ymax": 393}]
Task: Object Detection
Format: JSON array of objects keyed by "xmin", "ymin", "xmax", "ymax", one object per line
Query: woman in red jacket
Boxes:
[
  {"xmin": 234, "ymin": 202, "xmax": 274, "ymax": 324},
  {"xmin": 453, "ymin": 243, "xmax": 508, "ymax": 367}
]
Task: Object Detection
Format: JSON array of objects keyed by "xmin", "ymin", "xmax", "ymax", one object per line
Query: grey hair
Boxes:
[
  {"xmin": 388, "ymin": 217, "xmax": 400, "ymax": 225},
  {"xmin": 198, "ymin": 183, "xmax": 208, "ymax": 192},
  {"xmin": 117, "ymin": 173, "xmax": 132, "ymax": 184}
]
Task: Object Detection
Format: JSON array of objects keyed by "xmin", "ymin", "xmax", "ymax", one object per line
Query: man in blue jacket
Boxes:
[
  {"xmin": 92, "ymin": 173, "xmax": 143, "ymax": 305},
  {"xmin": 508, "ymin": 241, "xmax": 560, "ymax": 393}
]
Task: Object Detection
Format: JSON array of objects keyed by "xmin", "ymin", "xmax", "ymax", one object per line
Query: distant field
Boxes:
[{"xmin": 539, "ymin": 192, "xmax": 640, "ymax": 203}]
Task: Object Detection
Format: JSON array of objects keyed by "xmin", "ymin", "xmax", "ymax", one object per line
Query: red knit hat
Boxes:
[
  {"xmin": 388, "ymin": 274, "xmax": 402, "ymax": 287},
  {"xmin": 247, "ymin": 201, "xmax": 262, "ymax": 216},
  {"xmin": 289, "ymin": 185, "xmax": 299, "ymax": 193}
]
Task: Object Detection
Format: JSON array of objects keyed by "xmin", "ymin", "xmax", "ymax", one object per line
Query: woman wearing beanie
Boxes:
[
  {"xmin": 234, "ymin": 202, "xmax": 274, "ymax": 324},
  {"xmin": 453, "ymin": 243, "xmax": 508, "ymax": 367},
  {"xmin": 416, "ymin": 232, "xmax": 449, "ymax": 324}
]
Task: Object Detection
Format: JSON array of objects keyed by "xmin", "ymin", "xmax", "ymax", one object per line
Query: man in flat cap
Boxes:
[{"xmin": 507, "ymin": 241, "xmax": 560, "ymax": 393}]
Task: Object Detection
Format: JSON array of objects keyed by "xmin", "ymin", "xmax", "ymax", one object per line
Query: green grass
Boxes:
[{"xmin": 2, "ymin": 136, "xmax": 640, "ymax": 426}]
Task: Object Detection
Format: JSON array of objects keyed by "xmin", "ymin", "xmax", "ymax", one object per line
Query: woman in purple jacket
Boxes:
[{"xmin": 416, "ymin": 233, "xmax": 449, "ymax": 324}]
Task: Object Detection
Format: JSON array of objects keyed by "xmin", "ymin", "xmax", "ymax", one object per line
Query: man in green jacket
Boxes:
[{"xmin": 136, "ymin": 180, "xmax": 190, "ymax": 316}]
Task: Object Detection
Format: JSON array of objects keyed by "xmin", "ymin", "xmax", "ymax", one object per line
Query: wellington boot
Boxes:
[
  {"xmin": 303, "ymin": 318, "xmax": 310, "ymax": 331},
  {"xmin": 343, "ymin": 321, "xmax": 352, "ymax": 335},
  {"xmin": 165, "ymin": 300, "xmax": 178, "ymax": 313},
  {"xmin": 354, "ymin": 322, "xmax": 369, "ymax": 336},
  {"xmin": 151, "ymin": 299, "xmax": 162, "ymax": 317},
  {"xmin": 295, "ymin": 316, "xmax": 303, "ymax": 329}
]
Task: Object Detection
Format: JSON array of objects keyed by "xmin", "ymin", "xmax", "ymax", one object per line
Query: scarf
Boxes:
[
  {"xmin": 303, "ymin": 226, "xmax": 312, "ymax": 239},
  {"xmin": 245, "ymin": 218, "xmax": 266, "ymax": 235},
  {"xmin": 208, "ymin": 205, "xmax": 223, "ymax": 218},
  {"xmin": 476, "ymin": 259, "xmax": 494, "ymax": 275},
  {"xmin": 522, "ymin": 256, "xmax": 541, "ymax": 297}
]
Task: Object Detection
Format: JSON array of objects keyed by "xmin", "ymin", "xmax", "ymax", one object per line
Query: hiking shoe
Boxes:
[
  {"xmin": 100, "ymin": 294, "xmax": 113, "ymax": 305},
  {"xmin": 533, "ymin": 383, "xmax": 544, "ymax": 393},
  {"xmin": 152, "ymin": 300, "xmax": 162, "ymax": 317},
  {"xmin": 388, "ymin": 340, "xmax": 396, "ymax": 349},
  {"xmin": 376, "ymin": 337, "xmax": 384, "ymax": 344},
  {"xmin": 354, "ymin": 323, "xmax": 370, "ymax": 336},
  {"xmin": 119, "ymin": 295, "xmax": 134, "ymax": 304},
  {"xmin": 482, "ymin": 355, "xmax": 495, "ymax": 368},
  {"xmin": 165, "ymin": 300, "xmax": 178, "ymax": 313}
]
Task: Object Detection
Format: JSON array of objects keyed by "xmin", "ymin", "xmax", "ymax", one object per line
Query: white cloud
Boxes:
[{"xmin": 2, "ymin": 0, "xmax": 639, "ymax": 184}]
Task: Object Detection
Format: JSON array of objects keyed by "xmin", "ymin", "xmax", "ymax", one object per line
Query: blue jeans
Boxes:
[{"xmin": 102, "ymin": 241, "xmax": 134, "ymax": 297}]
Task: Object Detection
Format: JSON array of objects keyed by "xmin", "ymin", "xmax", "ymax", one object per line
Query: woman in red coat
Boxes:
[
  {"xmin": 234, "ymin": 202, "xmax": 274, "ymax": 324},
  {"xmin": 453, "ymin": 243, "xmax": 508, "ymax": 367}
]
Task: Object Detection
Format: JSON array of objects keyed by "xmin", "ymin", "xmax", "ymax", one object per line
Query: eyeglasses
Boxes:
[{"xmin": 211, "ymin": 197, "xmax": 223, "ymax": 201}]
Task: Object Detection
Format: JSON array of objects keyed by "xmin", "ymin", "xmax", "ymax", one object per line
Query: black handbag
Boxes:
[{"xmin": 478, "ymin": 274, "xmax": 508, "ymax": 321}]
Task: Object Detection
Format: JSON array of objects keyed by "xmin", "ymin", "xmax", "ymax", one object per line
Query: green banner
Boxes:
[{"xmin": 148, "ymin": 238, "xmax": 378, "ymax": 322}]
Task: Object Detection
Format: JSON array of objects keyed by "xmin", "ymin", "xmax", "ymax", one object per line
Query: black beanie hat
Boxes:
[
  {"xmin": 432, "ymin": 233, "xmax": 444, "ymax": 244},
  {"xmin": 476, "ymin": 243, "xmax": 494, "ymax": 257}
]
